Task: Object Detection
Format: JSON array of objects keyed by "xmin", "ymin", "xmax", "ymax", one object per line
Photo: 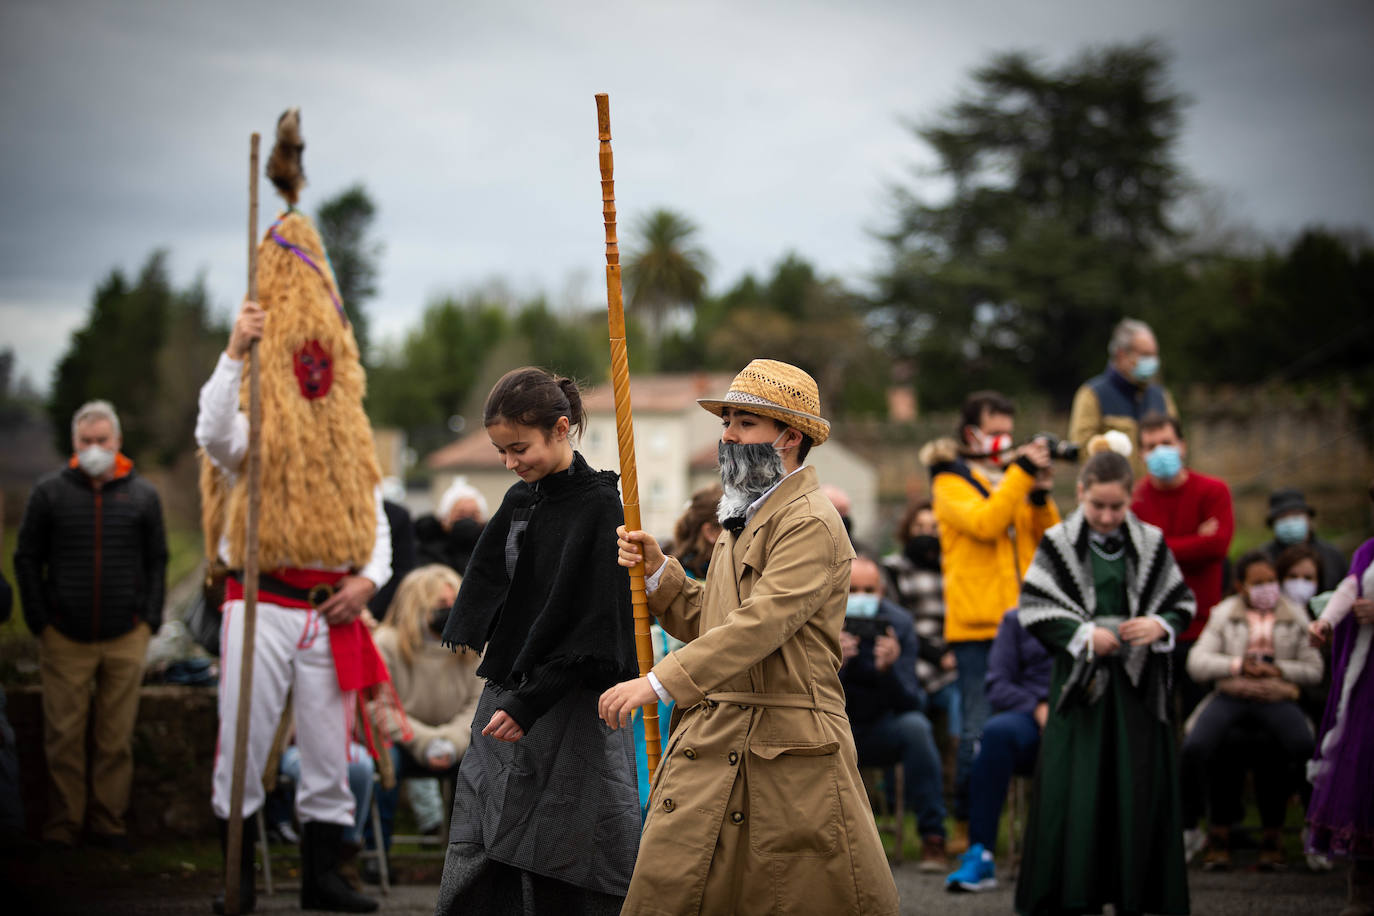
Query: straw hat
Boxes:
[{"xmin": 698, "ymin": 359, "xmax": 831, "ymax": 445}]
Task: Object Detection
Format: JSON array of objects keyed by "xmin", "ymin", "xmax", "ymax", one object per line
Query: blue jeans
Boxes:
[
  {"xmin": 280, "ymin": 744, "xmax": 372, "ymax": 845},
  {"xmin": 369, "ymin": 745, "xmax": 460, "ymax": 852},
  {"xmin": 951, "ymin": 640, "xmax": 992, "ymax": 821},
  {"xmin": 926, "ymin": 680, "xmax": 962, "ymax": 741},
  {"xmin": 852, "ymin": 710, "xmax": 947, "ymax": 839},
  {"xmin": 968, "ymin": 710, "xmax": 1040, "ymax": 850}
]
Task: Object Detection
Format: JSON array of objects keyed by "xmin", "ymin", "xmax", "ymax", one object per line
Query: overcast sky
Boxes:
[{"xmin": 2, "ymin": 0, "xmax": 1372, "ymax": 392}]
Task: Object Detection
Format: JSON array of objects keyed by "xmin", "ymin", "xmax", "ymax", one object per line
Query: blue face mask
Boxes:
[
  {"xmin": 1145, "ymin": 444, "xmax": 1182, "ymax": 481},
  {"xmin": 846, "ymin": 593, "xmax": 880, "ymax": 618},
  {"xmin": 1132, "ymin": 355, "xmax": 1160, "ymax": 382},
  {"xmin": 1274, "ymin": 515, "xmax": 1309, "ymax": 545}
]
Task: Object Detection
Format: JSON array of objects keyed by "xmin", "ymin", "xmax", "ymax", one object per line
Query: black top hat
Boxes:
[{"xmin": 1266, "ymin": 487, "xmax": 1315, "ymax": 525}]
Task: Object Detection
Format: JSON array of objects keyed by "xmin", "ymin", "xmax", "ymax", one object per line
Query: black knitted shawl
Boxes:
[{"xmin": 441, "ymin": 452, "xmax": 638, "ymax": 705}]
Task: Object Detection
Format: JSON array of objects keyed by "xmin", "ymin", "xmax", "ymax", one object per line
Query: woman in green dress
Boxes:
[{"xmin": 1015, "ymin": 438, "xmax": 1195, "ymax": 915}]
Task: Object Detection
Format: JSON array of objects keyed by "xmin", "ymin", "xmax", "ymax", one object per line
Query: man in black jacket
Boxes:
[{"xmin": 13, "ymin": 400, "xmax": 167, "ymax": 850}]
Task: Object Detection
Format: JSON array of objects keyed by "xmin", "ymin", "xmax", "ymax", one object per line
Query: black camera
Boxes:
[{"xmin": 1031, "ymin": 432, "xmax": 1080, "ymax": 463}]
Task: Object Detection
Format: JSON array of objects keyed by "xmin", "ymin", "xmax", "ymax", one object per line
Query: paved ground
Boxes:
[{"xmin": 3, "ymin": 849, "xmax": 1351, "ymax": 914}]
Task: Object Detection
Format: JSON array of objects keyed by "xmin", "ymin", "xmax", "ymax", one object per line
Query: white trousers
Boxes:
[{"xmin": 212, "ymin": 600, "xmax": 356, "ymax": 827}]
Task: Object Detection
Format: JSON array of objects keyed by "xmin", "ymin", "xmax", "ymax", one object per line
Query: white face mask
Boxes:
[
  {"xmin": 76, "ymin": 445, "xmax": 116, "ymax": 478},
  {"xmin": 1282, "ymin": 578, "xmax": 1318, "ymax": 607}
]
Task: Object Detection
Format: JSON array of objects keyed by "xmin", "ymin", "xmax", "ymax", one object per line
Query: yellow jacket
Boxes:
[{"xmin": 920, "ymin": 438, "xmax": 1061, "ymax": 644}]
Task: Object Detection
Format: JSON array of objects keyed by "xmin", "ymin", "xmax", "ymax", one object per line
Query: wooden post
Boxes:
[
  {"xmin": 596, "ymin": 93, "xmax": 662, "ymax": 783},
  {"xmin": 223, "ymin": 131, "xmax": 262, "ymax": 916}
]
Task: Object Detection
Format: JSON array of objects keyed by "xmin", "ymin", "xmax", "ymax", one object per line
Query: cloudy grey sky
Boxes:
[{"xmin": 2, "ymin": 0, "xmax": 1372, "ymax": 392}]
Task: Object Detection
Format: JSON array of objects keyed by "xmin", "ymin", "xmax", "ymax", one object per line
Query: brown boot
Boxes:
[
  {"xmin": 947, "ymin": 821, "xmax": 969, "ymax": 856},
  {"xmin": 1202, "ymin": 826, "xmax": 1231, "ymax": 871},
  {"xmin": 1257, "ymin": 828, "xmax": 1286, "ymax": 871},
  {"xmin": 336, "ymin": 840, "xmax": 364, "ymax": 892},
  {"xmin": 1342, "ymin": 859, "xmax": 1374, "ymax": 916},
  {"xmin": 919, "ymin": 834, "xmax": 948, "ymax": 873}
]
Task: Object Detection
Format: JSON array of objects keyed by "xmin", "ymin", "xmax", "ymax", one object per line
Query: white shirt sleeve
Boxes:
[
  {"xmin": 195, "ymin": 352, "xmax": 249, "ymax": 473},
  {"xmin": 644, "ymin": 562, "xmax": 667, "ymax": 595},
  {"xmin": 356, "ymin": 487, "xmax": 392, "ymax": 591},
  {"xmin": 647, "ymin": 671, "xmax": 674, "ymax": 704}
]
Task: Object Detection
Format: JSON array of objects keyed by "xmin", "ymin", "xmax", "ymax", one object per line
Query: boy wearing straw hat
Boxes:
[{"xmin": 602, "ymin": 359, "xmax": 899, "ymax": 915}]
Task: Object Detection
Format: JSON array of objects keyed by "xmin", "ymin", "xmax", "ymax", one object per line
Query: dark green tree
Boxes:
[
  {"xmin": 874, "ymin": 41, "xmax": 1188, "ymax": 408},
  {"xmin": 48, "ymin": 252, "xmax": 226, "ymax": 463},
  {"xmin": 317, "ymin": 184, "xmax": 382, "ymax": 363},
  {"xmin": 624, "ymin": 208, "xmax": 710, "ymax": 348}
]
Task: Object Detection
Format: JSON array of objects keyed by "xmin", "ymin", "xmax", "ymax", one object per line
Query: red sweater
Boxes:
[{"xmin": 1131, "ymin": 470, "xmax": 1234, "ymax": 641}]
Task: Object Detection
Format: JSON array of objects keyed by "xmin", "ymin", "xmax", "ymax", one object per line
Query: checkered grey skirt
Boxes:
[{"xmin": 435, "ymin": 682, "xmax": 640, "ymax": 912}]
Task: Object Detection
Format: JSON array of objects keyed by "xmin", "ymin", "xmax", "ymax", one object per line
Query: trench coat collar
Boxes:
[{"xmin": 730, "ymin": 465, "xmax": 819, "ymax": 556}]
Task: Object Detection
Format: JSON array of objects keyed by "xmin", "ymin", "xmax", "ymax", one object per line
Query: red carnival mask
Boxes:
[{"xmin": 292, "ymin": 340, "xmax": 333, "ymax": 399}]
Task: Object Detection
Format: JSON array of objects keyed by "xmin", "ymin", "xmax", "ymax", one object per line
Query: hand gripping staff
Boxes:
[
  {"xmin": 223, "ymin": 131, "xmax": 264, "ymax": 916},
  {"xmin": 596, "ymin": 94, "xmax": 662, "ymax": 783}
]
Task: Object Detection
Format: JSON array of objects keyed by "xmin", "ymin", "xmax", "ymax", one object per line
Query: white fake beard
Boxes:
[{"xmin": 717, "ymin": 440, "xmax": 785, "ymax": 524}]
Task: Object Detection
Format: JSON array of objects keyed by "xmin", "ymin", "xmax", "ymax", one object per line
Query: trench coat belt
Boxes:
[{"xmin": 703, "ymin": 690, "xmax": 846, "ymax": 717}]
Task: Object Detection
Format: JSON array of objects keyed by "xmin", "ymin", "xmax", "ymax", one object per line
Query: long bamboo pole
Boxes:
[
  {"xmin": 596, "ymin": 94, "xmax": 661, "ymax": 783},
  {"xmin": 223, "ymin": 131, "xmax": 262, "ymax": 916}
]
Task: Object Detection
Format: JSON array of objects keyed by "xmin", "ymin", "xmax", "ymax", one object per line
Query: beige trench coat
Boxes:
[{"xmin": 623, "ymin": 466, "xmax": 899, "ymax": 916}]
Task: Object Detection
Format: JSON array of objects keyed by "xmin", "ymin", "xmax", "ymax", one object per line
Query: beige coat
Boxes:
[
  {"xmin": 1184, "ymin": 593, "xmax": 1323, "ymax": 729},
  {"xmin": 371, "ymin": 627, "xmax": 483, "ymax": 762},
  {"xmin": 623, "ymin": 466, "xmax": 899, "ymax": 916}
]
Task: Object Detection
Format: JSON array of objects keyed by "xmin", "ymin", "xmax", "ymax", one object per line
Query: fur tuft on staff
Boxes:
[{"xmin": 265, "ymin": 108, "xmax": 306, "ymax": 205}]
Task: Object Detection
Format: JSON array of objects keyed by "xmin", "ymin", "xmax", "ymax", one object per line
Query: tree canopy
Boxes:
[
  {"xmin": 874, "ymin": 41, "xmax": 1188, "ymax": 409},
  {"xmin": 316, "ymin": 184, "xmax": 382, "ymax": 364}
]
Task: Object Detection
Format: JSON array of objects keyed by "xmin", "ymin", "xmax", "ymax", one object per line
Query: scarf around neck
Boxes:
[{"xmin": 440, "ymin": 452, "xmax": 638, "ymax": 691}]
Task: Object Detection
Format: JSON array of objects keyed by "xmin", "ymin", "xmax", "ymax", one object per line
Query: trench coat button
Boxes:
[
  {"xmin": 727, "ymin": 751, "xmax": 739, "ymax": 765},
  {"xmin": 662, "ymin": 798, "xmax": 676, "ymax": 812},
  {"xmin": 730, "ymin": 811, "xmax": 744, "ymax": 824},
  {"xmin": 683, "ymin": 747, "xmax": 697, "ymax": 760}
]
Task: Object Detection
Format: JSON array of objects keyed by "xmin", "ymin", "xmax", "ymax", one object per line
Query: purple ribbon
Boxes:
[{"xmin": 269, "ymin": 216, "xmax": 347, "ymax": 325}]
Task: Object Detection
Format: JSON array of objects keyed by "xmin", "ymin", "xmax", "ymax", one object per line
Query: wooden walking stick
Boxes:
[
  {"xmin": 596, "ymin": 93, "xmax": 662, "ymax": 783},
  {"xmin": 224, "ymin": 130, "xmax": 263, "ymax": 916}
]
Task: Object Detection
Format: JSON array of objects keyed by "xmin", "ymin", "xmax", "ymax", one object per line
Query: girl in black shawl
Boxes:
[{"xmin": 435, "ymin": 367, "xmax": 640, "ymax": 915}]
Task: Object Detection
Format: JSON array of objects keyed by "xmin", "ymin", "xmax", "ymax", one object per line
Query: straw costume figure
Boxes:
[{"xmin": 197, "ymin": 109, "xmax": 398, "ymax": 914}]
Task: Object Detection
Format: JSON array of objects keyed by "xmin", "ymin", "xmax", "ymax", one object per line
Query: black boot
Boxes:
[
  {"xmin": 300, "ymin": 821, "xmax": 378, "ymax": 912},
  {"xmin": 211, "ymin": 815, "xmax": 257, "ymax": 914}
]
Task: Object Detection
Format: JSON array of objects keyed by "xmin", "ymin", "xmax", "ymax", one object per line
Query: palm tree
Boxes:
[{"xmin": 624, "ymin": 209, "xmax": 710, "ymax": 345}]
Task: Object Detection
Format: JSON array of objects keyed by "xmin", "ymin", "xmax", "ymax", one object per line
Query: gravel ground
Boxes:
[{"xmin": 4, "ymin": 850, "xmax": 1350, "ymax": 914}]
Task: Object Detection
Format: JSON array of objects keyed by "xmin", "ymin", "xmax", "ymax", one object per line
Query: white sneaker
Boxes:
[
  {"xmin": 1302, "ymin": 826, "xmax": 1334, "ymax": 872},
  {"xmin": 1183, "ymin": 827, "xmax": 1206, "ymax": 864}
]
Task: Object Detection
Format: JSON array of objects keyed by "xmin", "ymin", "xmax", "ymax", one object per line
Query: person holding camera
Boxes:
[
  {"xmin": 841, "ymin": 555, "xmax": 949, "ymax": 870},
  {"xmin": 917, "ymin": 390, "xmax": 1060, "ymax": 851},
  {"xmin": 1182, "ymin": 549, "xmax": 1323, "ymax": 870}
]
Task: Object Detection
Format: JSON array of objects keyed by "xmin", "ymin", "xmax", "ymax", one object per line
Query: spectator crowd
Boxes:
[{"xmin": 5, "ymin": 315, "xmax": 1373, "ymax": 915}]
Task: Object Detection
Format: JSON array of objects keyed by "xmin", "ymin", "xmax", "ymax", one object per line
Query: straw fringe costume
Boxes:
[
  {"xmin": 1014, "ymin": 509, "xmax": 1194, "ymax": 916},
  {"xmin": 196, "ymin": 112, "xmax": 397, "ymax": 912}
]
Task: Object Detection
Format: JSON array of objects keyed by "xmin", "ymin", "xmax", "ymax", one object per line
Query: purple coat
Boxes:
[
  {"xmin": 1307, "ymin": 537, "xmax": 1374, "ymax": 860},
  {"xmin": 985, "ymin": 609, "xmax": 1052, "ymax": 716}
]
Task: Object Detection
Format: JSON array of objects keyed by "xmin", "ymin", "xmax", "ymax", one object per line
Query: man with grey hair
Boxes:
[
  {"xmin": 13, "ymin": 399, "xmax": 168, "ymax": 851},
  {"xmin": 1067, "ymin": 317, "xmax": 1178, "ymax": 479}
]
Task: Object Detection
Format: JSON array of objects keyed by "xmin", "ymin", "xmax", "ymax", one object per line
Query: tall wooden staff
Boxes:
[
  {"xmin": 223, "ymin": 131, "xmax": 263, "ymax": 916},
  {"xmin": 596, "ymin": 93, "xmax": 661, "ymax": 782}
]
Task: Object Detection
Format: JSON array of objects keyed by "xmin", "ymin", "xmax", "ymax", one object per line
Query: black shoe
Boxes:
[
  {"xmin": 88, "ymin": 832, "xmax": 135, "ymax": 854},
  {"xmin": 300, "ymin": 821, "xmax": 378, "ymax": 912},
  {"xmin": 211, "ymin": 816, "xmax": 257, "ymax": 914}
]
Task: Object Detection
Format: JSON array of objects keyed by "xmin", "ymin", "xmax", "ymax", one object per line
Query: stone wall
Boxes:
[{"xmin": 8, "ymin": 684, "xmax": 220, "ymax": 840}]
